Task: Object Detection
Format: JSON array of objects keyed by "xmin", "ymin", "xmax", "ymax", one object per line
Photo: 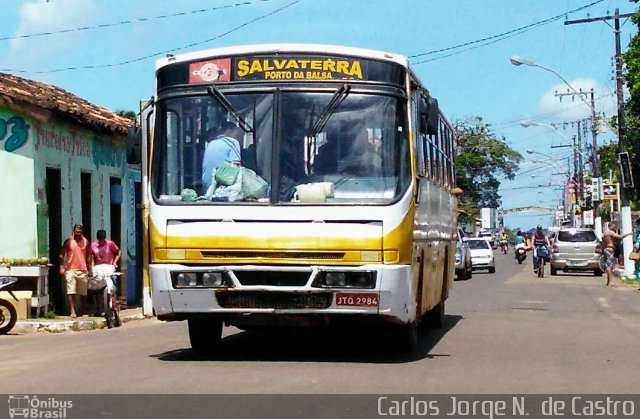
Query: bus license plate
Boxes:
[{"xmin": 335, "ymin": 292, "xmax": 379, "ymax": 307}]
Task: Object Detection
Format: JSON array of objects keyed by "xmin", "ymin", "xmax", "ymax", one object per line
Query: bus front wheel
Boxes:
[
  {"xmin": 188, "ymin": 318, "xmax": 223, "ymax": 353},
  {"xmin": 395, "ymin": 321, "xmax": 418, "ymax": 353},
  {"xmin": 425, "ymin": 302, "xmax": 445, "ymax": 328}
]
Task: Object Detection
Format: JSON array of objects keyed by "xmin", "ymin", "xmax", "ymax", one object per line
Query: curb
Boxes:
[{"xmin": 13, "ymin": 310, "xmax": 148, "ymax": 334}]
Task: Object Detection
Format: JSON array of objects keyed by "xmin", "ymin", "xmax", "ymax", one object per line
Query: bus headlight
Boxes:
[
  {"xmin": 315, "ymin": 271, "xmax": 376, "ymax": 289},
  {"xmin": 175, "ymin": 272, "xmax": 197, "ymax": 288},
  {"xmin": 171, "ymin": 271, "xmax": 231, "ymax": 288},
  {"xmin": 325, "ymin": 272, "xmax": 346, "ymax": 287},
  {"xmin": 202, "ymin": 272, "xmax": 224, "ymax": 287}
]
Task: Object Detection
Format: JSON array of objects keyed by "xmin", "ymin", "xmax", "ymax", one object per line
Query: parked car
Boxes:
[
  {"xmin": 478, "ymin": 230, "xmax": 496, "ymax": 249},
  {"xmin": 468, "ymin": 237, "xmax": 496, "ymax": 273},
  {"xmin": 455, "ymin": 229, "xmax": 473, "ymax": 280},
  {"xmin": 550, "ymin": 228, "xmax": 602, "ymax": 276}
]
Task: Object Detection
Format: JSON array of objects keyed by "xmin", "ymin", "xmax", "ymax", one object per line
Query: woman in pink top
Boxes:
[
  {"xmin": 90, "ymin": 230, "xmax": 121, "ymax": 316},
  {"xmin": 91, "ymin": 230, "xmax": 121, "ymax": 267},
  {"xmin": 59, "ymin": 224, "xmax": 93, "ymax": 318}
]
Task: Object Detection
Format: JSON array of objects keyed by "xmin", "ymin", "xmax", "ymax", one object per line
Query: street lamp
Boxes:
[
  {"xmin": 510, "ymin": 56, "xmax": 596, "ymax": 113},
  {"xmin": 512, "ymin": 56, "xmax": 604, "ymax": 236},
  {"xmin": 527, "ymin": 150, "xmax": 578, "ymax": 226},
  {"xmin": 521, "ymin": 120, "xmax": 570, "ymax": 146},
  {"xmin": 523, "ymin": 122, "xmax": 587, "ymax": 210}
]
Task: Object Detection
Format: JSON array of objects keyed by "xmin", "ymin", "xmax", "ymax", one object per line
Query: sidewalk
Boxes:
[{"xmin": 13, "ymin": 307, "xmax": 147, "ymax": 333}]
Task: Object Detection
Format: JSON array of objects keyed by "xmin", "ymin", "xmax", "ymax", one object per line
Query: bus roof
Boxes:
[{"xmin": 157, "ymin": 44, "xmax": 410, "ymax": 70}]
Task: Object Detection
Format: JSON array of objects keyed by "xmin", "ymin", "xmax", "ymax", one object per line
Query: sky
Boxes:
[{"xmin": 0, "ymin": 0, "xmax": 636, "ymax": 230}]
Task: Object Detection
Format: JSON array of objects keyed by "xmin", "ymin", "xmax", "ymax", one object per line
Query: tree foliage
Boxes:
[
  {"xmin": 619, "ymin": 4, "xmax": 640, "ymax": 206},
  {"xmin": 454, "ymin": 119, "xmax": 522, "ymax": 224},
  {"xmin": 116, "ymin": 110, "xmax": 137, "ymax": 121}
]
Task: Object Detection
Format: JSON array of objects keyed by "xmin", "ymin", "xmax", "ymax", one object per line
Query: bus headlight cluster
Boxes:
[
  {"xmin": 176, "ymin": 273, "xmax": 196, "ymax": 288},
  {"xmin": 314, "ymin": 271, "xmax": 376, "ymax": 289},
  {"xmin": 171, "ymin": 271, "xmax": 231, "ymax": 288},
  {"xmin": 202, "ymin": 272, "xmax": 224, "ymax": 287}
]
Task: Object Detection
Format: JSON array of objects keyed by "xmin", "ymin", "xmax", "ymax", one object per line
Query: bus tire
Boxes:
[
  {"xmin": 188, "ymin": 318, "xmax": 223, "ymax": 353},
  {"xmin": 395, "ymin": 321, "xmax": 418, "ymax": 353},
  {"xmin": 425, "ymin": 301, "xmax": 445, "ymax": 328}
]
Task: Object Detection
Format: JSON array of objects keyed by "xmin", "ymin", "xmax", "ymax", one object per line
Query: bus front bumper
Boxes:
[{"xmin": 150, "ymin": 264, "xmax": 414, "ymax": 325}]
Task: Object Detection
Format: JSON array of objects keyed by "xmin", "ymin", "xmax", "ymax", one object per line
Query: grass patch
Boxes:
[
  {"xmin": 38, "ymin": 310, "xmax": 57, "ymax": 319},
  {"xmin": 621, "ymin": 277, "xmax": 640, "ymax": 286}
]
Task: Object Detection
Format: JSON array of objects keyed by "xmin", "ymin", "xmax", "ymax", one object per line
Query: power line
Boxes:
[
  {"xmin": 490, "ymin": 91, "xmax": 616, "ymax": 130},
  {"xmin": 0, "ymin": 0, "xmax": 274, "ymax": 42},
  {"xmin": 0, "ymin": 0, "xmax": 302, "ymax": 74},
  {"xmin": 409, "ymin": 0, "xmax": 604, "ymax": 65}
]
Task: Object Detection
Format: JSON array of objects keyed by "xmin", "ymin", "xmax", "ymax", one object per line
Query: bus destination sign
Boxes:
[{"xmin": 188, "ymin": 56, "xmax": 366, "ymax": 83}]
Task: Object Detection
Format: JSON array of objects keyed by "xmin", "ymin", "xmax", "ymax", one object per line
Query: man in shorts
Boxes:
[
  {"xmin": 602, "ymin": 222, "xmax": 632, "ymax": 287},
  {"xmin": 59, "ymin": 224, "xmax": 93, "ymax": 317}
]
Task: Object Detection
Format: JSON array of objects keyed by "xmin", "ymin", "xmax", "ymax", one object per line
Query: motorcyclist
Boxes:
[
  {"xmin": 499, "ymin": 231, "xmax": 509, "ymax": 252},
  {"xmin": 514, "ymin": 230, "xmax": 526, "ymax": 259},
  {"xmin": 525, "ymin": 226, "xmax": 551, "ymax": 274}
]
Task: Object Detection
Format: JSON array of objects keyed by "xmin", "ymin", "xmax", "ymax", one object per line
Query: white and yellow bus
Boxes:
[{"xmin": 128, "ymin": 44, "xmax": 459, "ymax": 353}]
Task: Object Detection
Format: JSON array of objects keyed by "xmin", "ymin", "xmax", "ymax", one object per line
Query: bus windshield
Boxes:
[{"xmin": 151, "ymin": 88, "xmax": 411, "ymax": 205}]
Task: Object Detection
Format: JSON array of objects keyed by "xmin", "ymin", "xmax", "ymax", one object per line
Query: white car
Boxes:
[
  {"xmin": 478, "ymin": 230, "xmax": 496, "ymax": 248},
  {"xmin": 467, "ymin": 238, "xmax": 496, "ymax": 273}
]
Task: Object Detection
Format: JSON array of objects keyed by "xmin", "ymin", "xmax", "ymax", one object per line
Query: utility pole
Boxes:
[
  {"xmin": 554, "ymin": 89, "xmax": 601, "ymax": 230},
  {"xmin": 565, "ymin": 8, "xmax": 635, "ymax": 277}
]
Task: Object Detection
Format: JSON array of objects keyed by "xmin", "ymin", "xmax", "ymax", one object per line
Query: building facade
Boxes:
[{"xmin": 0, "ymin": 72, "xmax": 141, "ymax": 313}]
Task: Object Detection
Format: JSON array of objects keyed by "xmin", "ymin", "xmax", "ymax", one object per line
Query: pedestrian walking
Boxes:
[
  {"xmin": 59, "ymin": 224, "xmax": 93, "ymax": 318},
  {"xmin": 90, "ymin": 230, "xmax": 121, "ymax": 316},
  {"xmin": 602, "ymin": 222, "xmax": 632, "ymax": 287}
]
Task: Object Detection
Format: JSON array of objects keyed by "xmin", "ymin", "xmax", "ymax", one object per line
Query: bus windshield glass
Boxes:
[{"xmin": 151, "ymin": 88, "xmax": 410, "ymax": 205}]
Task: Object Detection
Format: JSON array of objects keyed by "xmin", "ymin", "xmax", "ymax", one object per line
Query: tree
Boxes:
[
  {"xmin": 454, "ymin": 119, "xmax": 522, "ymax": 225},
  {"xmin": 116, "ymin": 110, "xmax": 136, "ymax": 121}
]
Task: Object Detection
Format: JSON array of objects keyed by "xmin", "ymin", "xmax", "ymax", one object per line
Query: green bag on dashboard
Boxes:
[
  {"xmin": 241, "ymin": 167, "xmax": 268, "ymax": 199},
  {"xmin": 214, "ymin": 161, "xmax": 240, "ymax": 186}
]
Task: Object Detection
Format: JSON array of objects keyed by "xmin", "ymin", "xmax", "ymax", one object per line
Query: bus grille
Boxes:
[
  {"xmin": 215, "ymin": 291, "xmax": 332, "ymax": 309},
  {"xmin": 234, "ymin": 271, "xmax": 310, "ymax": 286},
  {"xmin": 201, "ymin": 251, "xmax": 345, "ymax": 260}
]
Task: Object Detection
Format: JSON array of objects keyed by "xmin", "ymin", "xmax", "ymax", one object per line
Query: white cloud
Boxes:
[
  {"xmin": 535, "ymin": 78, "xmax": 616, "ymax": 123},
  {"xmin": 8, "ymin": 0, "xmax": 97, "ymax": 62}
]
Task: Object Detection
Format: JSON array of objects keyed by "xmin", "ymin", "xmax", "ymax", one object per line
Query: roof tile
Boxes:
[{"xmin": 0, "ymin": 72, "xmax": 134, "ymax": 135}]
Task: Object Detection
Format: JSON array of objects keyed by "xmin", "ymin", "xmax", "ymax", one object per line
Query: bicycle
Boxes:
[
  {"xmin": 104, "ymin": 272, "xmax": 122, "ymax": 328},
  {"xmin": 537, "ymin": 255, "xmax": 545, "ymax": 278},
  {"xmin": 536, "ymin": 245, "xmax": 549, "ymax": 278},
  {"xmin": 89, "ymin": 270, "xmax": 122, "ymax": 328}
]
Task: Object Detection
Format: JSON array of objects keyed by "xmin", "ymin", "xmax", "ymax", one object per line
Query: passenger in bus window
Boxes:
[
  {"xmin": 314, "ymin": 136, "xmax": 338, "ymax": 175},
  {"xmin": 201, "ymin": 121, "xmax": 242, "ymax": 191},
  {"xmin": 337, "ymin": 129, "xmax": 382, "ymax": 175}
]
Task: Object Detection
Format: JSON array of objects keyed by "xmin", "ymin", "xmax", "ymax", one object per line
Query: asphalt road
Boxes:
[{"xmin": 1, "ymin": 251, "xmax": 640, "ymax": 397}]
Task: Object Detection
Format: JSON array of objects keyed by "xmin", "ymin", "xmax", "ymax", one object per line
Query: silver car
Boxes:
[
  {"xmin": 550, "ymin": 228, "xmax": 602, "ymax": 276},
  {"xmin": 455, "ymin": 234, "xmax": 473, "ymax": 280}
]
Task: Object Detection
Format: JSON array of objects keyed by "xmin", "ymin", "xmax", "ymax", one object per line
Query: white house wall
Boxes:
[
  {"xmin": 0, "ymin": 105, "xmax": 131, "ymax": 267},
  {"xmin": 0, "ymin": 107, "xmax": 36, "ymax": 258}
]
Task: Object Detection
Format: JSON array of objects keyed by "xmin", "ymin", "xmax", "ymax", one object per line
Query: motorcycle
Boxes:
[
  {"xmin": 500, "ymin": 239, "xmax": 509, "ymax": 254},
  {"xmin": 515, "ymin": 247, "xmax": 527, "ymax": 264},
  {"xmin": 0, "ymin": 276, "xmax": 19, "ymax": 334},
  {"xmin": 88, "ymin": 269, "xmax": 122, "ymax": 329}
]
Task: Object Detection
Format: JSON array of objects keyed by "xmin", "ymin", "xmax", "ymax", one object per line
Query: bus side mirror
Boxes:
[
  {"xmin": 126, "ymin": 127, "xmax": 142, "ymax": 165},
  {"xmin": 419, "ymin": 97, "xmax": 439, "ymax": 136}
]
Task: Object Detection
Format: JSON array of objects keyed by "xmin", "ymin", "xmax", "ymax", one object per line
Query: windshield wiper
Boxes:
[
  {"xmin": 307, "ymin": 83, "xmax": 351, "ymax": 138},
  {"xmin": 207, "ymin": 86, "xmax": 254, "ymax": 133}
]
